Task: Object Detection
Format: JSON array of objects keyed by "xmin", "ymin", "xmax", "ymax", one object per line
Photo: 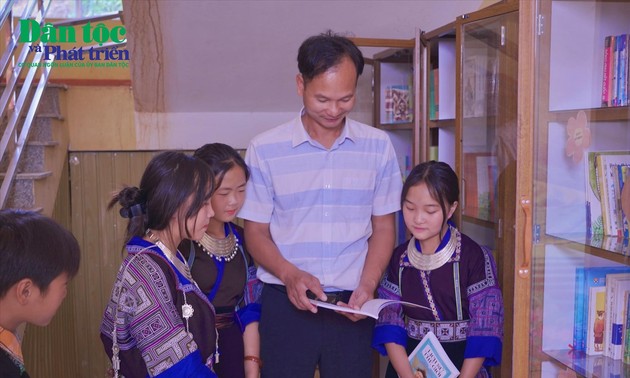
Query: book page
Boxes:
[{"xmin": 309, "ymin": 298, "xmax": 429, "ymax": 320}]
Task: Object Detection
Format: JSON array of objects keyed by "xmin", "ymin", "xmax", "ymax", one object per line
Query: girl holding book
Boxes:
[
  {"xmin": 100, "ymin": 151, "xmax": 218, "ymax": 377},
  {"xmin": 179, "ymin": 143, "xmax": 262, "ymax": 378},
  {"xmin": 372, "ymin": 161, "xmax": 504, "ymax": 378}
]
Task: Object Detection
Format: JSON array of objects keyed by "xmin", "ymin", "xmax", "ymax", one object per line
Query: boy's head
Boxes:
[{"xmin": 0, "ymin": 210, "xmax": 80, "ymax": 326}]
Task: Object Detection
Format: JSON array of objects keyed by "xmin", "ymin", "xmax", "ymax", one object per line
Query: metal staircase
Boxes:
[
  {"xmin": 0, "ymin": 0, "xmax": 63, "ymax": 215},
  {"xmin": 0, "ymin": 0, "xmax": 124, "ymax": 215}
]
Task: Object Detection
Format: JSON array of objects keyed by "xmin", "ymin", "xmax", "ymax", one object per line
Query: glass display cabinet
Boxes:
[{"xmin": 526, "ymin": 0, "xmax": 630, "ymax": 376}]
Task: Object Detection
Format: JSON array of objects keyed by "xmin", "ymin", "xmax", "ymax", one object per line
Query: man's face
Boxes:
[{"xmin": 297, "ymin": 56, "xmax": 357, "ymax": 131}]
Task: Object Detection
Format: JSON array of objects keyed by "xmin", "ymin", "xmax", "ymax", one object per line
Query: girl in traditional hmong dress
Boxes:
[
  {"xmin": 372, "ymin": 161, "xmax": 504, "ymax": 378},
  {"xmin": 179, "ymin": 143, "xmax": 262, "ymax": 378},
  {"xmin": 100, "ymin": 151, "xmax": 218, "ymax": 378}
]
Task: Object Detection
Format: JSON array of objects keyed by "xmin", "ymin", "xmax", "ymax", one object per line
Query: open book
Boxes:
[
  {"xmin": 408, "ymin": 331, "xmax": 460, "ymax": 378},
  {"xmin": 308, "ymin": 298, "xmax": 429, "ymax": 319}
]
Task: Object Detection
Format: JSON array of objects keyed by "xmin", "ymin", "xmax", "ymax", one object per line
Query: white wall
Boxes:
[{"xmin": 128, "ymin": 1, "xmax": 497, "ymax": 149}]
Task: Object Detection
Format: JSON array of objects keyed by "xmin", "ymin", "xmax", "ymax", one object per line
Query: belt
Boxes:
[
  {"xmin": 405, "ymin": 316, "xmax": 469, "ymax": 342},
  {"xmin": 215, "ymin": 312, "xmax": 236, "ymax": 329},
  {"xmin": 268, "ymin": 284, "xmax": 352, "ymax": 304}
]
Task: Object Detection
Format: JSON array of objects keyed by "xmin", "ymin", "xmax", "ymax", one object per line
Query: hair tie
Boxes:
[{"xmin": 119, "ymin": 203, "xmax": 145, "ymax": 219}]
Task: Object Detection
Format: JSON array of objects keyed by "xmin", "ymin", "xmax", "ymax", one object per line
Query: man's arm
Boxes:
[
  {"xmin": 244, "ymin": 220, "xmax": 326, "ymax": 312},
  {"xmin": 342, "ymin": 213, "xmax": 396, "ymax": 321}
]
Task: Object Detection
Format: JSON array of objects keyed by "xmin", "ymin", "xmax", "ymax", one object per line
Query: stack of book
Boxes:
[
  {"xmin": 584, "ymin": 151, "xmax": 630, "ymax": 240},
  {"xmin": 573, "ymin": 266, "xmax": 630, "ymax": 364},
  {"xmin": 601, "ymin": 34, "xmax": 629, "ymax": 108},
  {"xmin": 462, "ymin": 152, "xmax": 497, "ymax": 221}
]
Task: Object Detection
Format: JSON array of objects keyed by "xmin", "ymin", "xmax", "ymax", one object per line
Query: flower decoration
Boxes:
[{"xmin": 565, "ymin": 110, "xmax": 591, "ymax": 164}]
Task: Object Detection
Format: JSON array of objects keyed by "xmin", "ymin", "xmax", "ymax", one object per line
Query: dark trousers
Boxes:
[
  {"xmin": 259, "ymin": 284, "xmax": 374, "ymax": 378},
  {"xmin": 214, "ymin": 321, "xmax": 245, "ymax": 378}
]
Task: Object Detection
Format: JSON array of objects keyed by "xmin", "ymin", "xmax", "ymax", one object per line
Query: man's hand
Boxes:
[
  {"xmin": 336, "ymin": 283, "xmax": 373, "ymax": 322},
  {"xmin": 281, "ymin": 265, "xmax": 326, "ymax": 312}
]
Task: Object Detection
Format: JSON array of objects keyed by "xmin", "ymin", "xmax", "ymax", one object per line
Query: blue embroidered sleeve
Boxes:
[
  {"xmin": 465, "ymin": 246, "xmax": 504, "ymax": 366},
  {"xmin": 372, "ymin": 324, "xmax": 408, "ymax": 355},
  {"xmin": 154, "ymin": 350, "xmax": 217, "ymax": 378},
  {"xmin": 237, "ymin": 303, "xmax": 261, "ymax": 331},
  {"xmin": 463, "ymin": 336, "xmax": 502, "ymax": 366}
]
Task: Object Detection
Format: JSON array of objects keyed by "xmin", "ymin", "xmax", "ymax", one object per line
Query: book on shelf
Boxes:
[
  {"xmin": 573, "ymin": 266, "xmax": 630, "ymax": 352},
  {"xmin": 615, "ymin": 164, "xmax": 630, "ymax": 239},
  {"xmin": 585, "ymin": 151, "xmax": 630, "ymax": 238},
  {"xmin": 384, "ymin": 85, "xmax": 412, "ymax": 124},
  {"xmin": 618, "ymin": 34, "xmax": 628, "ymax": 107},
  {"xmin": 462, "ymin": 54, "xmax": 488, "ymax": 118},
  {"xmin": 623, "ymin": 291, "xmax": 630, "ymax": 364},
  {"xmin": 308, "ymin": 298, "xmax": 429, "ymax": 320},
  {"xmin": 597, "ymin": 152, "xmax": 630, "ymax": 237},
  {"xmin": 476, "ymin": 154, "xmax": 497, "ymax": 221},
  {"xmin": 407, "ymin": 331, "xmax": 459, "ymax": 378},
  {"xmin": 602, "ymin": 34, "xmax": 629, "ymax": 108},
  {"xmin": 461, "ymin": 152, "xmax": 497, "ymax": 221},
  {"xmin": 604, "ymin": 273, "xmax": 630, "ymax": 359},
  {"xmin": 586, "ymin": 286, "xmax": 606, "ymax": 355},
  {"xmin": 602, "ymin": 35, "xmax": 612, "ymax": 107},
  {"xmin": 429, "ymin": 68, "xmax": 439, "ymax": 120},
  {"xmin": 612, "ymin": 35, "xmax": 620, "ymax": 107}
]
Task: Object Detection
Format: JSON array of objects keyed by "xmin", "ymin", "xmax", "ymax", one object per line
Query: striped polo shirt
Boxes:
[{"xmin": 239, "ymin": 112, "xmax": 403, "ymax": 291}]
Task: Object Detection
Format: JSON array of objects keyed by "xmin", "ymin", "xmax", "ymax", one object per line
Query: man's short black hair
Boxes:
[{"xmin": 297, "ymin": 30, "xmax": 364, "ymax": 83}]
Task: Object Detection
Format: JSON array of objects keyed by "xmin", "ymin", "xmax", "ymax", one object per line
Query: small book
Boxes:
[
  {"xmin": 407, "ymin": 331, "xmax": 460, "ymax": 378},
  {"xmin": 586, "ymin": 286, "xmax": 606, "ymax": 355},
  {"xmin": 308, "ymin": 298, "xmax": 429, "ymax": 320}
]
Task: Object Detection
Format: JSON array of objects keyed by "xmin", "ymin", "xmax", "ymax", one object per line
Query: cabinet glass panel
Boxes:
[
  {"xmin": 460, "ymin": 12, "xmax": 518, "ymax": 253},
  {"xmin": 531, "ymin": 0, "xmax": 630, "ymax": 376}
]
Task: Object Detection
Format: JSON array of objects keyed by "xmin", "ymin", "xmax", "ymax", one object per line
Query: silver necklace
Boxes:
[
  {"xmin": 196, "ymin": 227, "xmax": 239, "ymax": 262},
  {"xmin": 406, "ymin": 226, "xmax": 460, "ymax": 271},
  {"xmin": 146, "ymin": 230, "xmax": 196, "ymax": 323}
]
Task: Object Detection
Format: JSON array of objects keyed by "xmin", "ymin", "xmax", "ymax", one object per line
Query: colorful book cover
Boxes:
[
  {"xmin": 609, "ymin": 35, "xmax": 617, "ymax": 107},
  {"xmin": 615, "ymin": 164, "xmax": 629, "ymax": 238},
  {"xmin": 603, "ymin": 35, "xmax": 612, "ymax": 107},
  {"xmin": 624, "ymin": 291, "xmax": 630, "ymax": 364},
  {"xmin": 574, "ymin": 266, "xmax": 630, "ymax": 352},
  {"xmin": 612, "ymin": 35, "xmax": 620, "ymax": 106},
  {"xmin": 434, "ymin": 68, "xmax": 439, "ymax": 119},
  {"xmin": 586, "ymin": 151, "xmax": 630, "ymax": 237},
  {"xmin": 429, "ymin": 68, "xmax": 436, "ymax": 120},
  {"xmin": 598, "ymin": 153, "xmax": 630, "ymax": 236},
  {"xmin": 604, "ymin": 273, "xmax": 630, "ymax": 359},
  {"xmin": 618, "ymin": 34, "xmax": 628, "ymax": 106},
  {"xmin": 462, "ymin": 152, "xmax": 491, "ymax": 217},
  {"xmin": 585, "ymin": 152, "xmax": 604, "ymax": 237},
  {"xmin": 407, "ymin": 331, "xmax": 459, "ymax": 378},
  {"xmin": 586, "ymin": 286, "xmax": 606, "ymax": 355}
]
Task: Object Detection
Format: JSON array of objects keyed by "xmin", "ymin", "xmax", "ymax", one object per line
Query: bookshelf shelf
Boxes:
[
  {"xmin": 377, "ymin": 122, "xmax": 413, "ymax": 131},
  {"xmin": 545, "ymin": 349, "xmax": 630, "ymax": 377},
  {"xmin": 543, "ymin": 233, "xmax": 630, "ymax": 263},
  {"xmin": 549, "ymin": 107, "xmax": 630, "ymax": 123},
  {"xmin": 428, "ymin": 119, "xmax": 455, "ymax": 129},
  {"xmin": 461, "ymin": 214, "xmax": 495, "ymax": 228}
]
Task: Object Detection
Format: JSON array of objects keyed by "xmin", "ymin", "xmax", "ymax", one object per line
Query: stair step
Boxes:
[
  {"xmin": 0, "ymin": 171, "xmax": 52, "ymax": 180},
  {"xmin": 27, "ymin": 140, "xmax": 59, "ymax": 147}
]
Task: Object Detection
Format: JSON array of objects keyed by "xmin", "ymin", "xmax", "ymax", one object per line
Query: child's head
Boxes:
[
  {"xmin": 0, "ymin": 210, "xmax": 80, "ymax": 327},
  {"xmin": 194, "ymin": 143, "xmax": 249, "ymax": 224},
  {"xmin": 402, "ymin": 161, "xmax": 459, "ymax": 242},
  {"xmin": 110, "ymin": 151, "xmax": 215, "ymax": 243}
]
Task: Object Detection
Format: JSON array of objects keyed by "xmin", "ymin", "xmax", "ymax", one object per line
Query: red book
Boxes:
[{"xmin": 603, "ymin": 35, "xmax": 612, "ymax": 107}]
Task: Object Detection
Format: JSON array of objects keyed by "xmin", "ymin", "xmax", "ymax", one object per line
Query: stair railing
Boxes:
[
  {"xmin": 0, "ymin": 1, "xmax": 124, "ymax": 209},
  {"xmin": 0, "ymin": 0, "xmax": 54, "ymax": 208}
]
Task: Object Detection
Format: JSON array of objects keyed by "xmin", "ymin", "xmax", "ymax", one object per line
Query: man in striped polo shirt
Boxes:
[{"xmin": 240, "ymin": 31, "xmax": 403, "ymax": 377}]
